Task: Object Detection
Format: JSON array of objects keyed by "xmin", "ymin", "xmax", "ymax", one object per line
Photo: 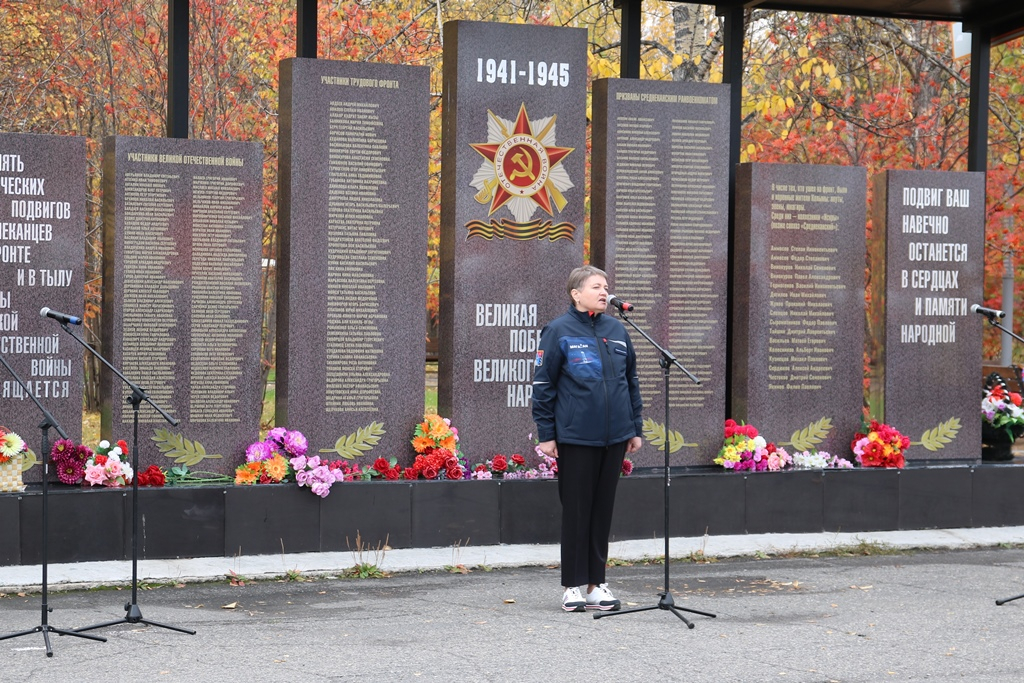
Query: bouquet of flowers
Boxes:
[
  {"xmin": 791, "ymin": 450, "xmax": 854, "ymax": 469},
  {"xmin": 405, "ymin": 414, "xmax": 467, "ymax": 480},
  {"xmin": 471, "ymin": 452, "xmax": 528, "ymax": 479},
  {"xmin": 851, "ymin": 420, "xmax": 909, "ymax": 468},
  {"xmin": 136, "ymin": 465, "xmax": 166, "ymax": 487},
  {"xmin": 236, "ymin": 427, "xmax": 307, "ymax": 485},
  {"xmin": 290, "ymin": 454, "xmax": 346, "ymax": 497},
  {"xmin": 714, "ymin": 419, "xmax": 792, "ymax": 472},
  {"xmin": 982, "ymin": 382, "xmax": 1024, "ymax": 441},
  {"xmin": 84, "ymin": 439, "xmax": 133, "ymax": 487}
]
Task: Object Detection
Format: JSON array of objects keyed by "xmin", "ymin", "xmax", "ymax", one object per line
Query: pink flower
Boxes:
[{"xmin": 84, "ymin": 465, "xmax": 106, "ymax": 486}]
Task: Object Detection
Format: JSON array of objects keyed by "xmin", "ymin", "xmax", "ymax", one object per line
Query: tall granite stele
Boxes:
[
  {"xmin": 277, "ymin": 58, "xmax": 430, "ymax": 464},
  {"xmin": 732, "ymin": 162, "xmax": 867, "ymax": 457},
  {"xmin": 0, "ymin": 133, "xmax": 86, "ymax": 481},
  {"xmin": 591, "ymin": 78, "xmax": 731, "ymax": 467},
  {"xmin": 439, "ymin": 20, "xmax": 587, "ymax": 461},
  {"xmin": 101, "ymin": 137, "xmax": 265, "ymax": 475},
  {"xmin": 868, "ymin": 170, "xmax": 985, "ymax": 460}
]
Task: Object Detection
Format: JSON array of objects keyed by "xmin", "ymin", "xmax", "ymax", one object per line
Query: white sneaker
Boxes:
[
  {"xmin": 562, "ymin": 586, "xmax": 586, "ymax": 612},
  {"xmin": 585, "ymin": 583, "xmax": 621, "ymax": 611}
]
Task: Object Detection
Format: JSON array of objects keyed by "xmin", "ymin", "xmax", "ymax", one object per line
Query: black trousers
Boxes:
[{"xmin": 557, "ymin": 440, "xmax": 628, "ymax": 587}]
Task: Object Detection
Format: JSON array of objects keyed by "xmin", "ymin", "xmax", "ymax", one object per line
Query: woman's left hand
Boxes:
[{"xmin": 626, "ymin": 436, "xmax": 642, "ymax": 453}]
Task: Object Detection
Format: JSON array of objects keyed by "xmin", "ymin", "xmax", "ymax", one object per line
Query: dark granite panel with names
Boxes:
[
  {"xmin": 277, "ymin": 59, "xmax": 429, "ymax": 463},
  {"xmin": 0, "ymin": 133, "xmax": 86, "ymax": 481},
  {"xmin": 869, "ymin": 170, "xmax": 984, "ymax": 460},
  {"xmin": 591, "ymin": 78, "xmax": 731, "ymax": 467},
  {"xmin": 733, "ymin": 163, "xmax": 867, "ymax": 457},
  {"xmin": 439, "ymin": 21, "xmax": 587, "ymax": 463},
  {"xmin": 100, "ymin": 136, "xmax": 264, "ymax": 475}
]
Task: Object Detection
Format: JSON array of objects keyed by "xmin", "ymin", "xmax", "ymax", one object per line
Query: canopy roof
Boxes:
[{"xmin": 713, "ymin": 0, "xmax": 1024, "ymax": 43}]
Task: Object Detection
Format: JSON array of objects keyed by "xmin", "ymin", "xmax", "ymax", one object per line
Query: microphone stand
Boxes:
[
  {"xmin": 593, "ymin": 308, "xmax": 716, "ymax": 628},
  {"xmin": 0, "ymin": 353, "xmax": 107, "ymax": 656},
  {"xmin": 51, "ymin": 321, "xmax": 195, "ymax": 636},
  {"xmin": 978, "ymin": 314, "xmax": 1024, "ymax": 606}
]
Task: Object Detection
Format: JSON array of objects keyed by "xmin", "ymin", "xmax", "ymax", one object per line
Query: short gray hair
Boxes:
[{"xmin": 567, "ymin": 265, "xmax": 608, "ymax": 305}]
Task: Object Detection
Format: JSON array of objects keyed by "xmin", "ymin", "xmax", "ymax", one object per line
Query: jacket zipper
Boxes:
[{"xmin": 592, "ymin": 317, "xmax": 610, "ymax": 445}]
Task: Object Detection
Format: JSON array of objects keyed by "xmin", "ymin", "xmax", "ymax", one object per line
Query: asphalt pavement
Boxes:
[{"xmin": 4, "ymin": 528, "xmax": 1024, "ymax": 681}]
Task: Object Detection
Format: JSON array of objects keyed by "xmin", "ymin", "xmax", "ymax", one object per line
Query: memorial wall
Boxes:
[
  {"xmin": 591, "ymin": 78, "xmax": 731, "ymax": 467},
  {"xmin": 277, "ymin": 58, "xmax": 430, "ymax": 461},
  {"xmin": 438, "ymin": 21, "xmax": 587, "ymax": 459},
  {"xmin": 733, "ymin": 163, "xmax": 867, "ymax": 456},
  {"xmin": 0, "ymin": 133, "xmax": 86, "ymax": 480},
  {"xmin": 870, "ymin": 170, "xmax": 985, "ymax": 459},
  {"xmin": 100, "ymin": 137, "xmax": 264, "ymax": 474}
]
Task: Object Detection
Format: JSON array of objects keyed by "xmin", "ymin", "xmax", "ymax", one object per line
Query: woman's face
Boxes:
[{"xmin": 572, "ymin": 275, "xmax": 609, "ymax": 314}]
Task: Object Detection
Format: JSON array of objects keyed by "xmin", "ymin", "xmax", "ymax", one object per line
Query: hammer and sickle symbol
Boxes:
[{"xmin": 509, "ymin": 151, "xmax": 536, "ymax": 182}]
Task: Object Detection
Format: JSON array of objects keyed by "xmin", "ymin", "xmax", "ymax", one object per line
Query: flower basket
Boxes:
[
  {"xmin": 981, "ymin": 421, "xmax": 1023, "ymax": 462},
  {"xmin": 0, "ymin": 428, "xmax": 27, "ymax": 492},
  {"xmin": 981, "ymin": 373, "xmax": 1024, "ymax": 462}
]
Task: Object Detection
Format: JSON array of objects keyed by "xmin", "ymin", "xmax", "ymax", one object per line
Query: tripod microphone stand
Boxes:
[
  {"xmin": 0, "ymin": 352, "xmax": 107, "ymax": 656},
  {"xmin": 979, "ymin": 314, "xmax": 1024, "ymax": 607},
  {"xmin": 51, "ymin": 321, "xmax": 195, "ymax": 636},
  {"xmin": 593, "ymin": 310, "xmax": 716, "ymax": 628}
]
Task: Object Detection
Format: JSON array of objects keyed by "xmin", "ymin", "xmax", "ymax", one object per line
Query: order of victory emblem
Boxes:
[{"xmin": 466, "ymin": 103, "xmax": 577, "ymax": 241}]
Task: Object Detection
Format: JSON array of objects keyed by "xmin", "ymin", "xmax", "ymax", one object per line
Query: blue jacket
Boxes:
[{"xmin": 532, "ymin": 306, "xmax": 643, "ymax": 447}]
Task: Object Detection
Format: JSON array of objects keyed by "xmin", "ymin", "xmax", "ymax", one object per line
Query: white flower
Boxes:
[
  {"xmin": 98, "ymin": 440, "xmax": 110, "ymax": 449},
  {"xmin": 752, "ymin": 436, "xmax": 767, "ymax": 450}
]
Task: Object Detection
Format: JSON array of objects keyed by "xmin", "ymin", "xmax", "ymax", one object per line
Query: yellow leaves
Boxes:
[
  {"xmin": 587, "ymin": 53, "xmax": 618, "ymax": 80},
  {"xmin": 1003, "ymin": 152, "xmax": 1020, "ymax": 165},
  {"xmin": 826, "ymin": 121, "xmax": 834, "ymax": 131},
  {"xmin": 811, "ymin": 101, "xmax": 823, "ymax": 117},
  {"xmin": 801, "ymin": 61, "xmax": 813, "ymax": 75},
  {"xmin": 672, "ymin": 53, "xmax": 685, "ymax": 68},
  {"xmin": 829, "ymin": 77, "xmax": 843, "ymax": 90},
  {"xmin": 798, "ymin": 46, "xmax": 809, "ymax": 59}
]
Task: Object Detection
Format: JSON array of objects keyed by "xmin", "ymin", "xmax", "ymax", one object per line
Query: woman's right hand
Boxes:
[{"xmin": 538, "ymin": 440, "xmax": 558, "ymax": 459}]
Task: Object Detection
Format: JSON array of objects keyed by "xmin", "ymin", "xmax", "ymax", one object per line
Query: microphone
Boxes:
[
  {"xmin": 40, "ymin": 307, "xmax": 82, "ymax": 325},
  {"xmin": 607, "ymin": 294, "xmax": 635, "ymax": 312},
  {"xmin": 971, "ymin": 304, "xmax": 1006, "ymax": 319}
]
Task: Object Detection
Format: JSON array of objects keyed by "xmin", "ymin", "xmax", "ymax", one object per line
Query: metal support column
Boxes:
[
  {"xmin": 167, "ymin": 0, "xmax": 189, "ymax": 139},
  {"xmin": 297, "ymin": 0, "xmax": 318, "ymax": 59}
]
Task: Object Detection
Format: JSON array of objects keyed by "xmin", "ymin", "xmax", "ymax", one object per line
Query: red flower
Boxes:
[
  {"xmin": 621, "ymin": 459, "xmax": 633, "ymax": 476},
  {"xmin": 373, "ymin": 457, "xmax": 390, "ymax": 474},
  {"xmin": 94, "ymin": 454, "xmax": 108, "ymax": 466},
  {"xmin": 446, "ymin": 465, "xmax": 463, "ymax": 480},
  {"xmin": 511, "ymin": 453, "xmax": 525, "ymax": 466},
  {"xmin": 403, "ymin": 467, "xmax": 418, "ymax": 480},
  {"xmin": 144, "ymin": 465, "xmax": 165, "ymax": 487},
  {"xmin": 385, "ymin": 466, "xmax": 401, "ymax": 481},
  {"xmin": 117, "ymin": 440, "xmax": 129, "ymax": 455},
  {"xmin": 491, "ymin": 455, "xmax": 508, "ymax": 472},
  {"xmin": 422, "ymin": 465, "xmax": 439, "ymax": 480},
  {"xmin": 474, "ymin": 463, "xmax": 488, "ymax": 472},
  {"xmin": 1012, "ymin": 392, "xmax": 1023, "ymax": 407}
]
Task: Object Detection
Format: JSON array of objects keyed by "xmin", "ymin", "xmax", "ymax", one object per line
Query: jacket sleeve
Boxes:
[
  {"xmin": 531, "ymin": 322, "xmax": 562, "ymax": 443},
  {"xmin": 625, "ymin": 333, "xmax": 644, "ymax": 437}
]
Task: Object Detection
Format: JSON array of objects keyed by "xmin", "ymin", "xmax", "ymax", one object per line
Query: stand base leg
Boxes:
[
  {"xmin": 996, "ymin": 592, "xmax": 1024, "ymax": 606},
  {"xmin": 0, "ymin": 623, "xmax": 106, "ymax": 657},
  {"xmin": 74, "ymin": 602, "xmax": 196, "ymax": 636},
  {"xmin": 593, "ymin": 591, "xmax": 716, "ymax": 629}
]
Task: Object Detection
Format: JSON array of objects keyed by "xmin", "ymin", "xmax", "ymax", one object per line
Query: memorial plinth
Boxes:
[
  {"xmin": 277, "ymin": 59, "xmax": 430, "ymax": 463},
  {"xmin": 439, "ymin": 21, "xmax": 587, "ymax": 460},
  {"xmin": 100, "ymin": 136, "xmax": 264, "ymax": 474},
  {"xmin": 591, "ymin": 78, "xmax": 731, "ymax": 467},
  {"xmin": 869, "ymin": 170, "xmax": 985, "ymax": 460},
  {"xmin": 0, "ymin": 133, "xmax": 86, "ymax": 481},
  {"xmin": 733, "ymin": 162, "xmax": 867, "ymax": 456}
]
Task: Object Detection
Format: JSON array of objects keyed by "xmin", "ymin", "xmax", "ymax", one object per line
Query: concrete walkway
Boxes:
[{"xmin": 4, "ymin": 525, "xmax": 1024, "ymax": 592}]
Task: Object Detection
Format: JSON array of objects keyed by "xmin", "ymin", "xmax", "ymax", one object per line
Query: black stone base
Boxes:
[{"xmin": 3, "ymin": 462, "xmax": 1023, "ymax": 567}]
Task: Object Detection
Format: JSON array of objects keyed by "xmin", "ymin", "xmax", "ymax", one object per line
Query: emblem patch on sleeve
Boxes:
[{"xmin": 535, "ymin": 349, "xmax": 544, "ymax": 367}]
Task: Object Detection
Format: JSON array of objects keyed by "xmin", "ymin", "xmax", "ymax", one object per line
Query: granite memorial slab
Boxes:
[
  {"xmin": 868, "ymin": 170, "xmax": 984, "ymax": 460},
  {"xmin": 100, "ymin": 136, "xmax": 264, "ymax": 475},
  {"xmin": 277, "ymin": 58, "xmax": 429, "ymax": 464},
  {"xmin": 733, "ymin": 162, "xmax": 867, "ymax": 457},
  {"xmin": 591, "ymin": 78, "xmax": 731, "ymax": 467},
  {"xmin": 439, "ymin": 20, "xmax": 586, "ymax": 462},
  {"xmin": 0, "ymin": 133, "xmax": 86, "ymax": 481}
]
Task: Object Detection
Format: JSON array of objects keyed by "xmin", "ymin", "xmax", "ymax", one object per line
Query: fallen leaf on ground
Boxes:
[{"xmin": 222, "ymin": 602, "xmax": 239, "ymax": 609}]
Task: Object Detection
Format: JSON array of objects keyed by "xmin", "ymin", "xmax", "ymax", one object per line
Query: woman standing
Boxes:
[{"xmin": 532, "ymin": 265, "xmax": 643, "ymax": 612}]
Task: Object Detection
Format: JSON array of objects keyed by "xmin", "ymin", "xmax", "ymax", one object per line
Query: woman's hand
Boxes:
[
  {"xmin": 538, "ymin": 440, "xmax": 558, "ymax": 458},
  {"xmin": 626, "ymin": 437, "xmax": 642, "ymax": 453}
]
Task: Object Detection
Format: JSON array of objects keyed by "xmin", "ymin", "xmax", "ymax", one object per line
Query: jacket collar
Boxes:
[{"xmin": 568, "ymin": 305, "xmax": 602, "ymax": 324}]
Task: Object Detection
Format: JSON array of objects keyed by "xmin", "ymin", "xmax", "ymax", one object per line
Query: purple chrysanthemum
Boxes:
[
  {"xmin": 246, "ymin": 441, "xmax": 273, "ymax": 462},
  {"xmin": 267, "ymin": 427, "xmax": 288, "ymax": 446},
  {"xmin": 49, "ymin": 438, "xmax": 77, "ymax": 465},
  {"xmin": 283, "ymin": 430, "xmax": 308, "ymax": 457},
  {"xmin": 56, "ymin": 458, "xmax": 85, "ymax": 485}
]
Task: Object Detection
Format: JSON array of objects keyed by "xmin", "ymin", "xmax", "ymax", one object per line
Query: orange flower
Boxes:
[
  {"xmin": 412, "ymin": 435, "xmax": 435, "ymax": 453},
  {"xmin": 439, "ymin": 435, "xmax": 457, "ymax": 451},
  {"xmin": 235, "ymin": 462, "xmax": 261, "ymax": 485},
  {"xmin": 263, "ymin": 454, "xmax": 288, "ymax": 482},
  {"xmin": 427, "ymin": 418, "xmax": 450, "ymax": 439}
]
